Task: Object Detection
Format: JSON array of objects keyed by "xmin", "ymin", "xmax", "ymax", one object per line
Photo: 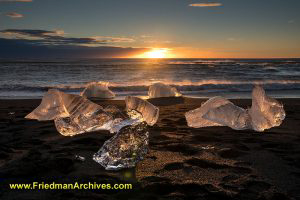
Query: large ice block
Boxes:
[
  {"xmin": 148, "ymin": 82, "xmax": 181, "ymax": 98},
  {"xmin": 185, "ymin": 96, "xmax": 232, "ymax": 128},
  {"xmin": 185, "ymin": 86, "xmax": 285, "ymax": 132},
  {"xmin": 125, "ymin": 96, "xmax": 159, "ymax": 126},
  {"xmin": 93, "ymin": 122, "xmax": 149, "ymax": 170},
  {"xmin": 26, "ymin": 89, "xmax": 118, "ymax": 136},
  {"xmin": 26, "ymin": 90, "xmax": 160, "ymax": 136},
  {"xmin": 203, "ymin": 103, "xmax": 250, "ymax": 130},
  {"xmin": 249, "ymin": 85, "xmax": 286, "ymax": 132},
  {"xmin": 81, "ymin": 82, "xmax": 115, "ymax": 99}
]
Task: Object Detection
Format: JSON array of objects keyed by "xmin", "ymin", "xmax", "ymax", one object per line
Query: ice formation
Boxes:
[
  {"xmin": 93, "ymin": 122, "xmax": 149, "ymax": 170},
  {"xmin": 148, "ymin": 82, "xmax": 182, "ymax": 98},
  {"xmin": 25, "ymin": 90, "xmax": 159, "ymax": 170},
  {"xmin": 25, "ymin": 89, "xmax": 121, "ymax": 136},
  {"xmin": 93, "ymin": 97, "xmax": 159, "ymax": 170},
  {"xmin": 81, "ymin": 82, "xmax": 115, "ymax": 99},
  {"xmin": 125, "ymin": 96, "xmax": 159, "ymax": 126},
  {"xmin": 249, "ymin": 85, "xmax": 285, "ymax": 132},
  {"xmin": 185, "ymin": 96, "xmax": 250, "ymax": 130},
  {"xmin": 26, "ymin": 90, "xmax": 160, "ymax": 137},
  {"xmin": 185, "ymin": 85, "xmax": 285, "ymax": 132}
]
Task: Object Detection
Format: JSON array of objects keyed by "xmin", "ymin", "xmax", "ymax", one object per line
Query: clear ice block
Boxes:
[
  {"xmin": 26, "ymin": 90, "xmax": 160, "ymax": 136},
  {"xmin": 26, "ymin": 90, "xmax": 122, "ymax": 136},
  {"xmin": 249, "ymin": 85, "xmax": 286, "ymax": 132},
  {"xmin": 125, "ymin": 96, "xmax": 159, "ymax": 126},
  {"xmin": 185, "ymin": 96, "xmax": 231, "ymax": 128},
  {"xmin": 93, "ymin": 122, "xmax": 149, "ymax": 170},
  {"xmin": 148, "ymin": 82, "xmax": 182, "ymax": 98},
  {"xmin": 185, "ymin": 86, "xmax": 285, "ymax": 132},
  {"xmin": 81, "ymin": 82, "xmax": 115, "ymax": 99}
]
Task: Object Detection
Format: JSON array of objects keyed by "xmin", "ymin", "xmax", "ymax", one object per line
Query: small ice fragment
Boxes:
[
  {"xmin": 148, "ymin": 82, "xmax": 181, "ymax": 98},
  {"xmin": 185, "ymin": 86, "xmax": 285, "ymax": 132},
  {"xmin": 81, "ymin": 82, "xmax": 115, "ymax": 99},
  {"xmin": 74, "ymin": 155, "xmax": 85, "ymax": 162},
  {"xmin": 125, "ymin": 96, "xmax": 159, "ymax": 126},
  {"xmin": 201, "ymin": 145, "xmax": 215, "ymax": 150},
  {"xmin": 249, "ymin": 85, "xmax": 286, "ymax": 132},
  {"xmin": 93, "ymin": 122, "xmax": 149, "ymax": 170}
]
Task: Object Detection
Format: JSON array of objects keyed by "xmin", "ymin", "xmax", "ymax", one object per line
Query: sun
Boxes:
[
  {"xmin": 146, "ymin": 49, "xmax": 167, "ymax": 58},
  {"xmin": 136, "ymin": 48, "xmax": 171, "ymax": 58}
]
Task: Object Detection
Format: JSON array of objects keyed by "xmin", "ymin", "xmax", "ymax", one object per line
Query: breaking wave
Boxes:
[{"xmin": 1, "ymin": 80, "xmax": 300, "ymax": 94}]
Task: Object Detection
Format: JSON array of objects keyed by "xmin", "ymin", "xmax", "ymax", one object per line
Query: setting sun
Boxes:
[
  {"xmin": 146, "ymin": 49, "xmax": 167, "ymax": 58},
  {"xmin": 136, "ymin": 48, "xmax": 173, "ymax": 58}
]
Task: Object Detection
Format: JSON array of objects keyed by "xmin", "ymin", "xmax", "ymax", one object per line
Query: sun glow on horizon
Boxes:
[{"xmin": 135, "ymin": 48, "xmax": 174, "ymax": 58}]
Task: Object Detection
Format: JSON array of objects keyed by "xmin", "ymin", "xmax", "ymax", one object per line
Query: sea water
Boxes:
[{"xmin": 0, "ymin": 58, "xmax": 299, "ymax": 99}]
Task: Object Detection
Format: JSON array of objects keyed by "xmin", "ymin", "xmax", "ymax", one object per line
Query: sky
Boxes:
[{"xmin": 0, "ymin": 0, "xmax": 299, "ymax": 59}]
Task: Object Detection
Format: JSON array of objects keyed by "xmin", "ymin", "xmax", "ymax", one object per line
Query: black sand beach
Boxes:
[{"xmin": 0, "ymin": 97, "xmax": 299, "ymax": 200}]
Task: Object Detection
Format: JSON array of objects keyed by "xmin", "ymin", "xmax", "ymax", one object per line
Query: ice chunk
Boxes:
[
  {"xmin": 74, "ymin": 155, "xmax": 85, "ymax": 162},
  {"xmin": 81, "ymin": 82, "xmax": 115, "ymax": 99},
  {"xmin": 249, "ymin": 85, "xmax": 286, "ymax": 132},
  {"xmin": 203, "ymin": 102, "xmax": 250, "ymax": 130},
  {"xmin": 93, "ymin": 122, "xmax": 149, "ymax": 170},
  {"xmin": 25, "ymin": 89, "xmax": 70, "ymax": 120},
  {"xmin": 26, "ymin": 90, "xmax": 128, "ymax": 136},
  {"xmin": 125, "ymin": 96, "xmax": 159, "ymax": 126},
  {"xmin": 185, "ymin": 96, "xmax": 232, "ymax": 128},
  {"xmin": 185, "ymin": 86, "xmax": 285, "ymax": 132},
  {"xmin": 148, "ymin": 82, "xmax": 181, "ymax": 98},
  {"xmin": 26, "ymin": 90, "xmax": 159, "ymax": 136}
]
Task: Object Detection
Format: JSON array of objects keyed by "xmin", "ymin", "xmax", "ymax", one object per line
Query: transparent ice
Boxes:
[
  {"xmin": 249, "ymin": 85, "xmax": 286, "ymax": 131},
  {"xmin": 26, "ymin": 90, "xmax": 159, "ymax": 170},
  {"xmin": 81, "ymin": 82, "xmax": 115, "ymax": 99},
  {"xmin": 93, "ymin": 97, "xmax": 159, "ymax": 170},
  {"xmin": 148, "ymin": 82, "xmax": 182, "ymax": 98},
  {"xmin": 93, "ymin": 122, "xmax": 149, "ymax": 170},
  {"xmin": 125, "ymin": 96, "xmax": 159, "ymax": 126},
  {"xmin": 26, "ymin": 90, "xmax": 159, "ymax": 136},
  {"xmin": 185, "ymin": 85, "xmax": 285, "ymax": 132}
]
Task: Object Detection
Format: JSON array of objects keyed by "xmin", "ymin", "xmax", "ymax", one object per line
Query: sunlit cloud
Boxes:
[
  {"xmin": 189, "ymin": 3, "xmax": 222, "ymax": 7},
  {"xmin": 5, "ymin": 12, "xmax": 23, "ymax": 18},
  {"xmin": 0, "ymin": 0, "xmax": 32, "ymax": 2},
  {"xmin": 0, "ymin": 29, "xmax": 149, "ymax": 58},
  {"xmin": 0, "ymin": 29, "xmax": 135, "ymax": 47}
]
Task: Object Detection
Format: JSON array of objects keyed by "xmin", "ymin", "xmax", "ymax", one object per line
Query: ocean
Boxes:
[{"xmin": 0, "ymin": 58, "xmax": 300, "ymax": 99}]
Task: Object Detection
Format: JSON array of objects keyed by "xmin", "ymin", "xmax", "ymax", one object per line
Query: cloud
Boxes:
[
  {"xmin": 189, "ymin": 3, "xmax": 222, "ymax": 7},
  {"xmin": 5, "ymin": 12, "xmax": 23, "ymax": 18},
  {"xmin": 92, "ymin": 36, "xmax": 135, "ymax": 43},
  {"xmin": 0, "ymin": 29, "xmax": 134, "ymax": 46},
  {"xmin": 0, "ymin": 29, "xmax": 145, "ymax": 58},
  {"xmin": 144, "ymin": 40, "xmax": 172, "ymax": 44},
  {"xmin": 0, "ymin": 38, "xmax": 148, "ymax": 59},
  {"xmin": 0, "ymin": 0, "xmax": 32, "ymax": 2}
]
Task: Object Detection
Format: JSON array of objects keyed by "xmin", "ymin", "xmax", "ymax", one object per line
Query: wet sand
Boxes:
[{"xmin": 0, "ymin": 97, "xmax": 299, "ymax": 200}]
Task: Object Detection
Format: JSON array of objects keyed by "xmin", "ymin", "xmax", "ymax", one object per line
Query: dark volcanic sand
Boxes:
[{"xmin": 0, "ymin": 97, "xmax": 299, "ymax": 200}]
